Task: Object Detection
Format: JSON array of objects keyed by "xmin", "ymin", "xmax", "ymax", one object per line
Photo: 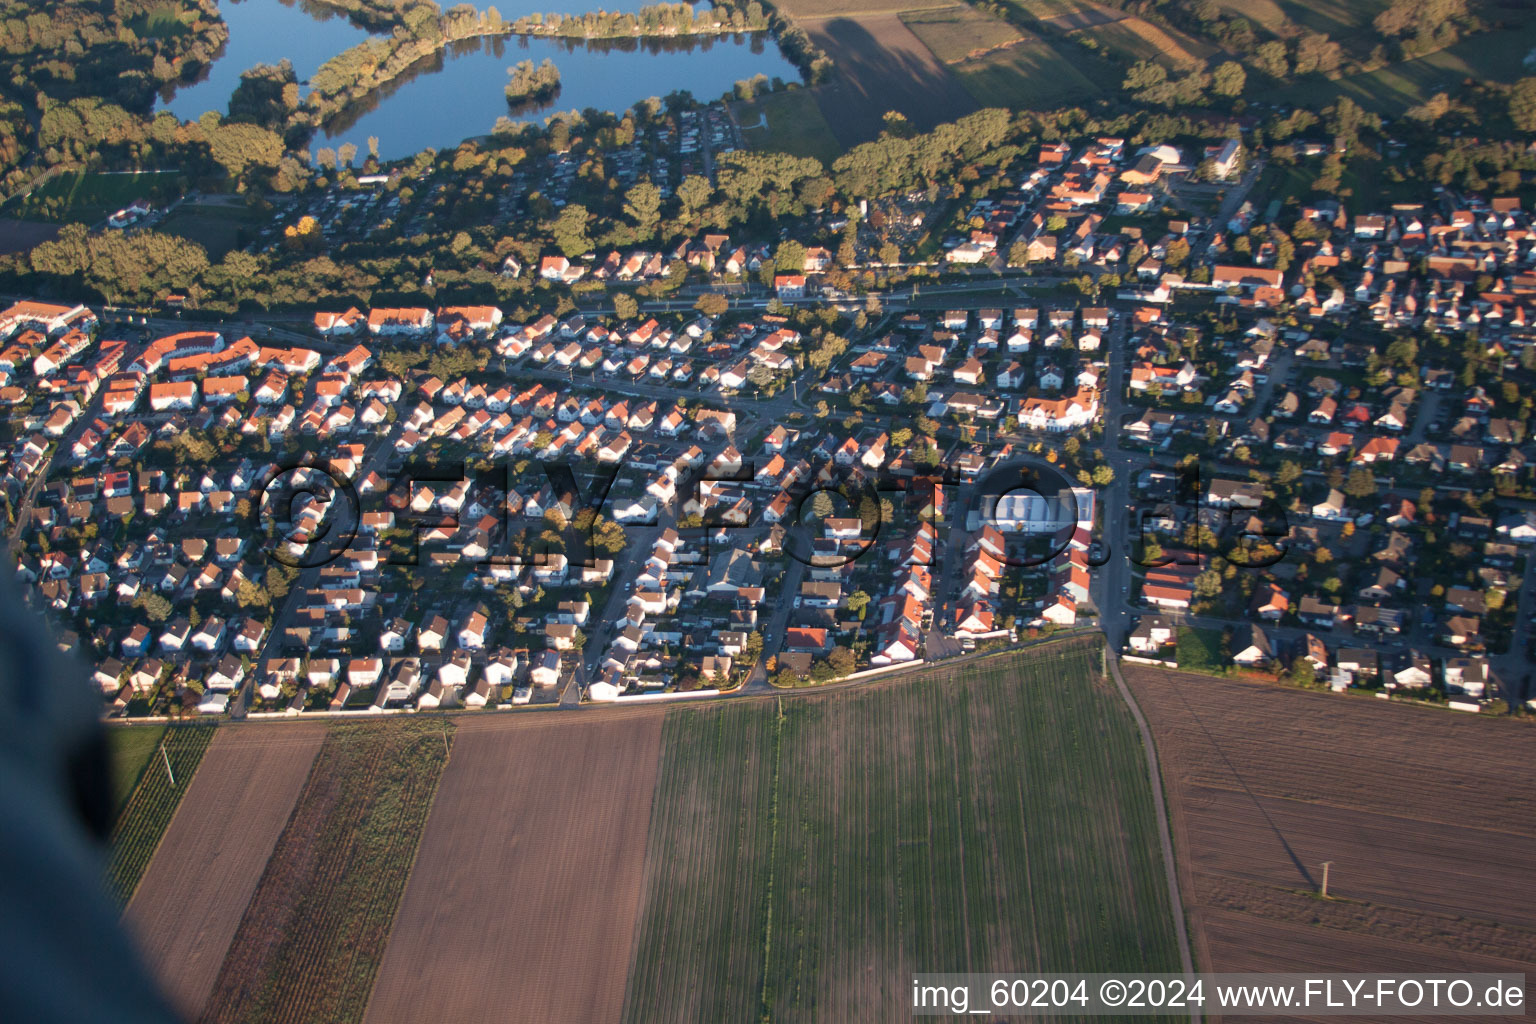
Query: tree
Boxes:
[
  {"xmin": 811, "ymin": 490, "xmax": 834, "ymax": 518},
  {"xmin": 236, "ymin": 578, "xmax": 269, "ymax": 609},
  {"xmin": 550, "ymin": 203, "xmax": 592, "ymax": 257},
  {"xmin": 1123, "ymin": 60, "xmax": 1167, "ymax": 92},
  {"xmin": 622, "ymin": 181, "xmax": 661, "ymax": 234},
  {"xmin": 1251, "ymin": 40, "xmax": 1290, "ymax": 78},
  {"xmin": 846, "ymin": 590, "xmax": 870, "ymax": 618},
  {"xmin": 695, "ymin": 293, "xmax": 728, "ymax": 316},
  {"xmin": 1212, "ymin": 61, "xmax": 1246, "ymax": 97},
  {"xmin": 613, "ymin": 292, "xmax": 638, "ymax": 320},
  {"xmin": 676, "ymin": 174, "xmax": 712, "ymax": 217},
  {"xmin": 1510, "ymin": 78, "xmax": 1536, "ymax": 134},
  {"xmin": 827, "ymin": 645, "xmax": 856, "ymax": 677},
  {"xmin": 1194, "ymin": 569, "xmax": 1223, "ymax": 598},
  {"xmin": 1293, "ymin": 33, "xmax": 1342, "ymax": 76},
  {"xmin": 774, "ymin": 239, "xmax": 807, "ymax": 274},
  {"xmin": 136, "ymin": 592, "xmax": 172, "ymax": 623},
  {"xmin": 1344, "ymin": 466, "xmax": 1377, "ymax": 499}
]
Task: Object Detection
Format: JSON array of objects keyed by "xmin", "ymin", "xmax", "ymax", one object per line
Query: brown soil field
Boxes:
[
  {"xmin": 123, "ymin": 725, "xmax": 327, "ymax": 1021},
  {"xmin": 362, "ymin": 711, "xmax": 665, "ymax": 1024},
  {"xmin": 198, "ymin": 721, "xmax": 452, "ymax": 1024},
  {"xmin": 803, "ymin": 14, "xmax": 980, "ymax": 146},
  {"xmin": 1124, "ymin": 667, "xmax": 1536, "ymax": 1019}
]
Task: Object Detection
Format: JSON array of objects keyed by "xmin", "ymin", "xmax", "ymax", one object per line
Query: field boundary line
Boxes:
[
  {"xmin": 756, "ymin": 697, "xmax": 786, "ymax": 1020},
  {"xmin": 1105, "ymin": 652, "xmax": 1199, "ymax": 998}
]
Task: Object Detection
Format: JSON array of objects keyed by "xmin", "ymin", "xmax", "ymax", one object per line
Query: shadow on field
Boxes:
[{"xmin": 806, "ymin": 15, "xmax": 980, "ymax": 147}]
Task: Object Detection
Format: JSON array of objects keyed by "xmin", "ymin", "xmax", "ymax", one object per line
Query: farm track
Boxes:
[
  {"xmin": 1124, "ymin": 666, "xmax": 1536, "ymax": 1019},
  {"xmin": 123, "ymin": 725, "xmax": 326, "ymax": 1021}
]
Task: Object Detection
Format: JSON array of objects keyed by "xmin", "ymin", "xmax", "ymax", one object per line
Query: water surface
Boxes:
[{"xmin": 155, "ymin": 0, "xmax": 799, "ymax": 161}]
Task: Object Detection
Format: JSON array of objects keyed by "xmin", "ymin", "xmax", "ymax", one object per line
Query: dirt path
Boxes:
[{"xmin": 123, "ymin": 726, "xmax": 327, "ymax": 1020}]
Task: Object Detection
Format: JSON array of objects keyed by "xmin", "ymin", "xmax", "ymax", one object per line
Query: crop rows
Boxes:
[
  {"xmin": 198, "ymin": 720, "xmax": 453, "ymax": 1024},
  {"xmin": 107, "ymin": 724, "xmax": 217, "ymax": 905},
  {"xmin": 624, "ymin": 638, "xmax": 1181, "ymax": 1022},
  {"xmin": 622, "ymin": 702, "xmax": 779, "ymax": 1024}
]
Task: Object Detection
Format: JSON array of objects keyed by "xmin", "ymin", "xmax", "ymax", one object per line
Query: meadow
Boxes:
[
  {"xmin": 952, "ymin": 38, "xmax": 1109, "ymax": 110},
  {"xmin": 733, "ymin": 88, "xmax": 844, "ymax": 167},
  {"xmin": 899, "ymin": 5, "xmax": 1023, "ymax": 64},
  {"xmin": 1274, "ymin": 28, "xmax": 1536, "ymax": 114},
  {"xmin": 5, "ymin": 169, "xmax": 179, "ymax": 224},
  {"xmin": 1072, "ymin": 16, "xmax": 1219, "ymax": 70}
]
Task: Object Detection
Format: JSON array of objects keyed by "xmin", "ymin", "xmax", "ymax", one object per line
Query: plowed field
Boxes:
[
  {"xmin": 362, "ymin": 711, "xmax": 665, "ymax": 1024},
  {"xmin": 1124, "ymin": 666, "xmax": 1536, "ymax": 1019},
  {"xmin": 123, "ymin": 726, "xmax": 326, "ymax": 1020}
]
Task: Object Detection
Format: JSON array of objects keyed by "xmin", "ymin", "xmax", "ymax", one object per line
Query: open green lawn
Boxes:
[
  {"xmin": 106, "ymin": 723, "xmax": 216, "ymax": 905},
  {"xmin": 157, "ymin": 202, "xmax": 264, "ymax": 258},
  {"xmin": 622, "ymin": 638, "xmax": 1181, "ymax": 1022},
  {"xmin": 1175, "ymin": 626, "xmax": 1226, "ymax": 674},
  {"xmin": 899, "ymin": 5, "xmax": 1023, "ymax": 63},
  {"xmin": 734, "ymin": 88, "xmax": 844, "ymax": 167},
  {"xmin": 108, "ymin": 724, "xmax": 168, "ymax": 819},
  {"xmin": 953, "ymin": 38, "xmax": 1108, "ymax": 109},
  {"xmin": 129, "ymin": 4, "xmax": 193, "ymax": 39},
  {"xmin": 4, "ymin": 169, "xmax": 180, "ymax": 224},
  {"xmin": 1273, "ymin": 26, "xmax": 1536, "ymax": 113}
]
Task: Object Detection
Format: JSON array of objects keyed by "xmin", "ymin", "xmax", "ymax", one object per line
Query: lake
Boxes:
[
  {"xmin": 157, "ymin": 0, "xmax": 374, "ymax": 121},
  {"xmin": 157, "ymin": 0, "xmax": 799, "ymax": 161}
]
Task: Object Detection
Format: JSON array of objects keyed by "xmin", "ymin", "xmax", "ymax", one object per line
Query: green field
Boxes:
[
  {"xmin": 953, "ymin": 38, "xmax": 1108, "ymax": 109},
  {"xmin": 108, "ymin": 724, "xmax": 168, "ymax": 819},
  {"xmin": 1073, "ymin": 16, "xmax": 1220, "ymax": 70},
  {"xmin": 622, "ymin": 639, "xmax": 1181, "ymax": 1021},
  {"xmin": 1007, "ymin": 0, "xmax": 1114, "ymax": 27},
  {"xmin": 734, "ymin": 88, "xmax": 844, "ymax": 167},
  {"xmin": 199, "ymin": 720, "xmax": 454, "ymax": 1024},
  {"xmin": 1218, "ymin": 0, "xmax": 1389, "ymax": 39},
  {"xmin": 106, "ymin": 723, "xmax": 217, "ymax": 905},
  {"xmin": 5, "ymin": 169, "xmax": 179, "ymax": 224},
  {"xmin": 1274, "ymin": 26, "xmax": 1536, "ymax": 113},
  {"xmin": 899, "ymin": 5, "xmax": 1023, "ymax": 63},
  {"xmin": 1273, "ymin": 0, "xmax": 1390, "ymax": 40}
]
